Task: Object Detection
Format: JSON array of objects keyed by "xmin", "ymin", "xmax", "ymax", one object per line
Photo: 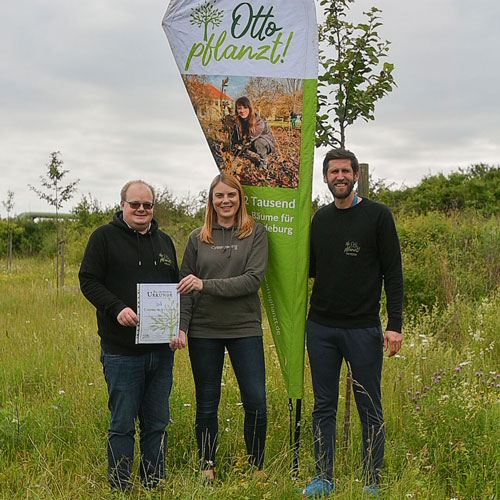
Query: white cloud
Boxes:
[{"xmin": 1, "ymin": 0, "xmax": 499, "ymax": 216}]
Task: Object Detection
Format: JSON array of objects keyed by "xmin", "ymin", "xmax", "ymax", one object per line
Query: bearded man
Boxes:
[{"xmin": 301, "ymin": 148, "xmax": 404, "ymax": 498}]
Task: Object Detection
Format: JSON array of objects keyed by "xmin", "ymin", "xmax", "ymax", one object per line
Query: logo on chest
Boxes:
[
  {"xmin": 158, "ymin": 253, "xmax": 172, "ymax": 266},
  {"xmin": 344, "ymin": 241, "xmax": 360, "ymax": 257}
]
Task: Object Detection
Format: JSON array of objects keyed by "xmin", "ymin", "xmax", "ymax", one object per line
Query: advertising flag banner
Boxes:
[{"xmin": 163, "ymin": 0, "xmax": 317, "ymax": 398}]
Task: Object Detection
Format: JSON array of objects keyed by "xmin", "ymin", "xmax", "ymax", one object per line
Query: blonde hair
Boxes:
[{"xmin": 199, "ymin": 173, "xmax": 254, "ymax": 243}]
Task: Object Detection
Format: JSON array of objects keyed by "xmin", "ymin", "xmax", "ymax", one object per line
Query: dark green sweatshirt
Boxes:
[{"xmin": 180, "ymin": 222, "xmax": 268, "ymax": 338}]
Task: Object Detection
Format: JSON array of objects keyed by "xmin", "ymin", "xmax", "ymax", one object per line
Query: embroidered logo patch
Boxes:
[
  {"xmin": 159, "ymin": 253, "xmax": 172, "ymax": 266},
  {"xmin": 344, "ymin": 241, "xmax": 360, "ymax": 257}
]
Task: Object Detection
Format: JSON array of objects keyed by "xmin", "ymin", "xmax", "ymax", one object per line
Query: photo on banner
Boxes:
[{"xmin": 181, "ymin": 74, "xmax": 304, "ymax": 188}]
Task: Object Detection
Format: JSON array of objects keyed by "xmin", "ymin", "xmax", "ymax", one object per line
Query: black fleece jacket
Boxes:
[{"xmin": 79, "ymin": 211, "xmax": 179, "ymax": 354}]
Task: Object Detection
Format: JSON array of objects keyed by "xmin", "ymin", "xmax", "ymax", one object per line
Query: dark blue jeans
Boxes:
[
  {"xmin": 100, "ymin": 349, "xmax": 174, "ymax": 489},
  {"xmin": 188, "ymin": 336, "xmax": 267, "ymax": 469},
  {"xmin": 306, "ymin": 320, "xmax": 385, "ymax": 485}
]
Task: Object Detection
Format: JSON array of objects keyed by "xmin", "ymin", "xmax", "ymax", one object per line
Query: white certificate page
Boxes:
[{"xmin": 136, "ymin": 283, "xmax": 179, "ymax": 344}]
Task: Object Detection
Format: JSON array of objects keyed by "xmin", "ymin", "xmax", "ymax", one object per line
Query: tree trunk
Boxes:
[
  {"xmin": 55, "ymin": 222, "xmax": 59, "ymax": 289},
  {"xmin": 8, "ymin": 230, "xmax": 13, "ymax": 270},
  {"xmin": 60, "ymin": 223, "xmax": 65, "ymax": 288}
]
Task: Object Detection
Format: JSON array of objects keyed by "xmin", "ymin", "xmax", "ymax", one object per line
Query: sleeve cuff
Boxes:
[{"xmin": 386, "ymin": 318, "xmax": 402, "ymax": 333}]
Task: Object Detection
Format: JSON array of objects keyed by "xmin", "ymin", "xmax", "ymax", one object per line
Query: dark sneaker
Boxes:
[
  {"xmin": 363, "ymin": 484, "xmax": 381, "ymax": 498},
  {"xmin": 300, "ymin": 477, "xmax": 335, "ymax": 498}
]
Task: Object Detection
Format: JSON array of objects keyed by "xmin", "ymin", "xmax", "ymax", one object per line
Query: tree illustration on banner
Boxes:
[{"xmin": 190, "ymin": 0, "xmax": 224, "ymax": 42}]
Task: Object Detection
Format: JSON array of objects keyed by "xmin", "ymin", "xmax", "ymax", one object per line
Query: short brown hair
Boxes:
[
  {"xmin": 120, "ymin": 180, "xmax": 156, "ymax": 203},
  {"xmin": 322, "ymin": 148, "xmax": 359, "ymax": 176}
]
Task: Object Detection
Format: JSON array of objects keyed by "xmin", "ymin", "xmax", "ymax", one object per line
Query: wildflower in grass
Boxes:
[{"xmin": 58, "ymin": 390, "xmax": 65, "ymax": 394}]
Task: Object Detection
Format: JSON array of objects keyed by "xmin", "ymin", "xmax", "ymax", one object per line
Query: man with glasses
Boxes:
[{"xmin": 79, "ymin": 180, "xmax": 184, "ymax": 491}]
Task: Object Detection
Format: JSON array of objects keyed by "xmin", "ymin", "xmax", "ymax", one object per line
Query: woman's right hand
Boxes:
[
  {"xmin": 170, "ymin": 330, "xmax": 186, "ymax": 351},
  {"xmin": 177, "ymin": 274, "xmax": 204, "ymax": 294}
]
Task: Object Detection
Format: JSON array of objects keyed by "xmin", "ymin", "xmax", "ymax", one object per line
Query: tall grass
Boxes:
[{"xmin": 1, "ymin": 257, "xmax": 499, "ymax": 499}]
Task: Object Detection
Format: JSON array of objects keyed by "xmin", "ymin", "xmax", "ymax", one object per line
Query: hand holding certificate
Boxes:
[{"xmin": 136, "ymin": 283, "xmax": 180, "ymax": 344}]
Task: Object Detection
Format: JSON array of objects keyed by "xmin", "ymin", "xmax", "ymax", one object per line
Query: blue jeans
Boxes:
[
  {"xmin": 188, "ymin": 336, "xmax": 267, "ymax": 469},
  {"xmin": 100, "ymin": 349, "xmax": 174, "ymax": 489},
  {"xmin": 306, "ymin": 320, "xmax": 385, "ymax": 485}
]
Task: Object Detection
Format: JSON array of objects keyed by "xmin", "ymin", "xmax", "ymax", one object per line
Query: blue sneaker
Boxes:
[
  {"xmin": 363, "ymin": 485, "xmax": 381, "ymax": 498},
  {"xmin": 300, "ymin": 477, "xmax": 335, "ymax": 498}
]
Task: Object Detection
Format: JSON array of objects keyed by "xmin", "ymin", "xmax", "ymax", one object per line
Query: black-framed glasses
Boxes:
[{"xmin": 125, "ymin": 201, "xmax": 154, "ymax": 210}]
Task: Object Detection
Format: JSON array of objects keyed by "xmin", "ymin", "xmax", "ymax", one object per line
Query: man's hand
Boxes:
[
  {"xmin": 170, "ymin": 330, "xmax": 186, "ymax": 351},
  {"xmin": 384, "ymin": 330, "xmax": 402, "ymax": 357},
  {"xmin": 117, "ymin": 307, "xmax": 139, "ymax": 327},
  {"xmin": 177, "ymin": 274, "xmax": 203, "ymax": 294}
]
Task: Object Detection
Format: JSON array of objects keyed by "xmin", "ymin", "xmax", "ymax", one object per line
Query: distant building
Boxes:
[{"xmin": 183, "ymin": 76, "xmax": 233, "ymax": 122}]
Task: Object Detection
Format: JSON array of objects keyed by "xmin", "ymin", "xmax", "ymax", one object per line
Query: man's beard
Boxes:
[{"xmin": 327, "ymin": 178, "xmax": 356, "ymax": 199}]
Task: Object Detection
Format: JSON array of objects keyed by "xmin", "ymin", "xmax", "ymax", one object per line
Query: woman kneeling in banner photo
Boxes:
[
  {"xmin": 231, "ymin": 96, "xmax": 277, "ymax": 170},
  {"xmin": 173, "ymin": 173, "xmax": 268, "ymax": 481}
]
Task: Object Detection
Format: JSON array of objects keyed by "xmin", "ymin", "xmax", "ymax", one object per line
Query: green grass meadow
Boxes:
[{"xmin": 1, "ymin": 258, "xmax": 499, "ymax": 499}]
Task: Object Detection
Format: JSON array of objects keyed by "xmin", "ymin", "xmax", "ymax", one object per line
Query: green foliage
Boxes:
[
  {"xmin": 28, "ymin": 152, "xmax": 79, "ymax": 213},
  {"xmin": 397, "ymin": 210, "xmax": 500, "ymax": 316},
  {"xmin": 1, "ymin": 260, "xmax": 499, "ymax": 499},
  {"xmin": 317, "ymin": 0, "xmax": 396, "ymax": 148},
  {"xmin": 153, "ymin": 188, "xmax": 206, "ymax": 256},
  {"xmin": 374, "ymin": 163, "xmax": 500, "ymax": 216},
  {"xmin": 72, "ymin": 194, "xmax": 117, "ymax": 229},
  {"xmin": 2, "ymin": 189, "xmax": 15, "ymax": 214},
  {"xmin": 0, "ymin": 218, "xmax": 58, "ymax": 257}
]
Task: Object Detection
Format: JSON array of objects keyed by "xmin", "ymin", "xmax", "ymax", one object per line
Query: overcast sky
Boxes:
[{"xmin": 1, "ymin": 0, "xmax": 499, "ymax": 217}]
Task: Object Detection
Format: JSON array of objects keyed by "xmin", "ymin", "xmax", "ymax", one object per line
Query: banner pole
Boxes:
[
  {"xmin": 292, "ymin": 398, "xmax": 302, "ymax": 475},
  {"xmin": 288, "ymin": 398, "xmax": 294, "ymax": 449}
]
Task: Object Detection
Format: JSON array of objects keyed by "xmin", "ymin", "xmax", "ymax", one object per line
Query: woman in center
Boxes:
[{"xmin": 176, "ymin": 173, "xmax": 268, "ymax": 480}]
